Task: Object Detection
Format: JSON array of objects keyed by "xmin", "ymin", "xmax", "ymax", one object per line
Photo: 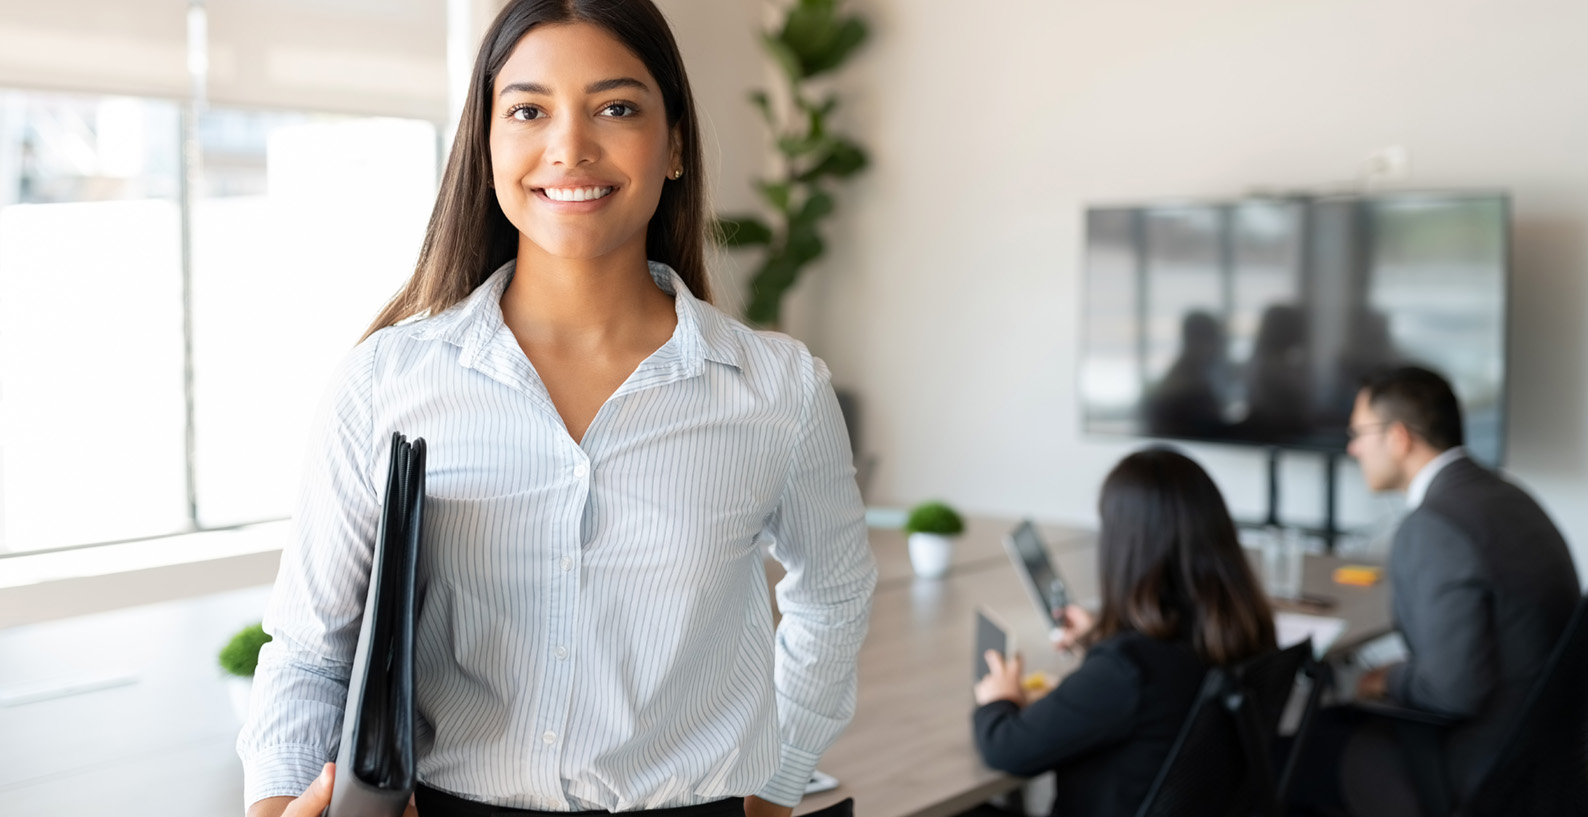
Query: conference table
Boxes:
[{"xmin": 784, "ymin": 518, "xmax": 1392, "ymax": 817}]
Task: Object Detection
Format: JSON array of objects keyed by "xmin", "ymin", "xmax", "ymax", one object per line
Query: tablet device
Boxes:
[
  {"xmin": 1003, "ymin": 520, "xmax": 1070, "ymax": 639},
  {"xmin": 975, "ymin": 607, "xmax": 1014, "ymax": 681}
]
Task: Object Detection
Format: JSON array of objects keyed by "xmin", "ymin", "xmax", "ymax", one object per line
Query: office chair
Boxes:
[
  {"xmin": 1276, "ymin": 652, "xmax": 1328, "ymax": 802},
  {"xmin": 1354, "ymin": 592, "xmax": 1588, "ymax": 817},
  {"xmin": 1136, "ymin": 639, "xmax": 1315, "ymax": 817}
]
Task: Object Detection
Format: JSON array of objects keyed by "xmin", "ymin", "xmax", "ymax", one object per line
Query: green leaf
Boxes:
[
  {"xmin": 778, "ymin": 0, "xmax": 838, "ymax": 76},
  {"xmin": 800, "ymin": 17, "xmax": 868, "ymax": 78},
  {"xmin": 785, "ymin": 224, "xmax": 826, "ymax": 267},
  {"xmin": 755, "ymin": 181, "xmax": 792, "ymax": 213},
  {"xmin": 747, "ymin": 253, "xmax": 802, "ymax": 326},
  {"xmin": 749, "ymin": 90, "xmax": 774, "ymax": 126},
  {"xmin": 713, "ymin": 216, "xmax": 773, "ymax": 247},
  {"xmin": 777, "ymin": 133, "xmax": 833, "ymax": 158},
  {"xmin": 761, "ymin": 33, "xmax": 804, "ymax": 83},
  {"xmin": 793, "ymin": 190, "xmax": 835, "ymax": 225},
  {"xmin": 774, "ymin": 0, "xmax": 867, "ymax": 80},
  {"xmin": 797, "ymin": 139, "xmax": 868, "ymax": 182}
]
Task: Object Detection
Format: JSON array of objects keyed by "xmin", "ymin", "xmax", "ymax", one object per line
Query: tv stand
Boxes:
[{"xmin": 1256, "ymin": 447, "xmax": 1343, "ymax": 553}]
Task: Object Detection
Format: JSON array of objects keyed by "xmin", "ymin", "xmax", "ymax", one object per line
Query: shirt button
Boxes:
[
  {"xmin": 555, "ymin": 645, "xmax": 568, "ymax": 660},
  {"xmin": 572, "ymin": 463, "xmax": 589, "ymax": 479},
  {"xmin": 560, "ymin": 556, "xmax": 573, "ymax": 571},
  {"xmin": 542, "ymin": 731, "xmax": 556, "ymax": 745}
]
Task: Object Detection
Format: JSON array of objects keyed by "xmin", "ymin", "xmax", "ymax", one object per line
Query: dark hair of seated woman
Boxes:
[{"xmin": 1088, "ymin": 447, "xmax": 1276, "ymax": 666}]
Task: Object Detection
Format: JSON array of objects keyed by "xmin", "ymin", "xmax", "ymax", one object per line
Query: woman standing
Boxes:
[
  {"xmin": 973, "ymin": 449, "xmax": 1276, "ymax": 817},
  {"xmin": 239, "ymin": 3, "xmax": 876, "ymax": 815}
]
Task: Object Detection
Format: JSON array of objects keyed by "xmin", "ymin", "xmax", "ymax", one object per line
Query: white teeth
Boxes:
[{"xmin": 543, "ymin": 186, "xmax": 614, "ymax": 202}]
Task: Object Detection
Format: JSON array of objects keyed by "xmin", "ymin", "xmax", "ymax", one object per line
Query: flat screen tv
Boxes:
[{"xmin": 1080, "ymin": 192, "xmax": 1509, "ymax": 466}]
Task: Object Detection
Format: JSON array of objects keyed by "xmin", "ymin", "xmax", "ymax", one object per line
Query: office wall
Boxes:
[
  {"xmin": 653, "ymin": 0, "xmax": 768, "ymax": 318},
  {"xmin": 761, "ymin": 0, "xmax": 1588, "ymax": 572}
]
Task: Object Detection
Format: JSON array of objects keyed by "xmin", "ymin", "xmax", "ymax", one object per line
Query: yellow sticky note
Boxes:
[{"xmin": 1333, "ymin": 565, "xmax": 1383, "ymax": 586}]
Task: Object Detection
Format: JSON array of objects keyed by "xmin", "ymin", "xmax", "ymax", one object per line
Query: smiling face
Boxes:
[{"xmin": 489, "ymin": 22, "xmax": 679, "ymax": 263}]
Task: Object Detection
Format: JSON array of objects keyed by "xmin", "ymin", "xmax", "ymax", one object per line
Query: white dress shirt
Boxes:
[
  {"xmin": 238, "ymin": 261, "xmax": 877, "ymax": 810},
  {"xmin": 1406, "ymin": 446, "xmax": 1468, "ymax": 509}
]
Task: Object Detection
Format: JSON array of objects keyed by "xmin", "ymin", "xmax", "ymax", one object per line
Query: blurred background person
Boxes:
[
  {"xmin": 1146, "ymin": 310, "xmax": 1233, "ymax": 440},
  {"xmin": 1233, "ymin": 304, "xmax": 1311, "ymax": 442},
  {"xmin": 1289, "ymin": 366, "xmax": 1579, "ymax": 817},
  {"xmin": 972, "ymin": 448, "xmax": 1277, "ymax": 817}
]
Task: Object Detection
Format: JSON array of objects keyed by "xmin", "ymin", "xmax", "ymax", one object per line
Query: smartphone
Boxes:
[
  {"xmin": 1003, "ymin": 520, "xmax": 1070, "ymax": 637},
  {"xmin": 975, "ymin": 607, "xmax": 1013, "ymax": 681}
]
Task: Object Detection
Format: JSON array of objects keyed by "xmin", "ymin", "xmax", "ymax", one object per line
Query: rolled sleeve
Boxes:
[
  {"xmin": 756, "ymin": 354, "xmax": 878, "ymax": 806},
  {"xmin": 237, "ymin": 341, "xmax": 381, "ymax": 808}
]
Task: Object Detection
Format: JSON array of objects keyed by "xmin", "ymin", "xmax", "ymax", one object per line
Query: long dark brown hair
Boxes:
[
  {"xmin": 362, "ymin": 0, "xmax": 711, "ymax": 341},
  {"xmin": 1087, "ymin": 448, "xmax": 1277, "ymax": 666}
]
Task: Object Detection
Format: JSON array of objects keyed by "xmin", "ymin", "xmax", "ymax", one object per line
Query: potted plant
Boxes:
[
  {"xmin": 219, "ymin": 622, "xmax": 272, "ymax": 724},
  {"xmin": 904, "ymin": 501, "xmax": 964, "ymax": 579},
  {"xmin": 713, "ymin": 0, "xmax": 870, "ymax": 328}
]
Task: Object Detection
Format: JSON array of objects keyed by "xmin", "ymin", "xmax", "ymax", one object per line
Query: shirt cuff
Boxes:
[
  {"xmin": 240, "ymin": 743, "xmax": 331, "ymax": 809},
  {"xmin": 755, "ymin": 742, "xmax": 823, "ymax": 807}
]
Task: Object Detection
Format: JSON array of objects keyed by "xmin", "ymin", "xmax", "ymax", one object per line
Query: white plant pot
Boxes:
[
  {"xmin": 907, "ymin": 532, "xmax": 956, "ymax": 579},
  {"xmin": 228, "ymin": 675, "xmax": 254, "ymax": 725}
]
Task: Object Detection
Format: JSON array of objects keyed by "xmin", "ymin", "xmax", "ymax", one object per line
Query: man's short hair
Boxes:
[{"xmin": 1359, "ymin": 366, "xmax": 1464, "ymax": 452}]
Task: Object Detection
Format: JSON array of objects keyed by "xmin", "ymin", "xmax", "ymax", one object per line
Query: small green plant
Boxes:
[
  {"xmin": 218, "ymin": 622, "xmax": 272, "ymax": 678},
  {"xmin": 713, "ymin": 0, "xmax": 870, "ymax": 327},
  {"xmin": 905, "ymin": 501, "xmax": 965, "ymax": 536}
]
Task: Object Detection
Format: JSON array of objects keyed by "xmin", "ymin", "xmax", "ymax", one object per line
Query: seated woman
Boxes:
[{"xmin": 972, "ymin": 448, "xmax": 1277, "ymax": 817}]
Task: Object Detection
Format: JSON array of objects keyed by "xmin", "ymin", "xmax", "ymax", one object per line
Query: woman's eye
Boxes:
[
  {"xmin": 600, "ymin": 103, "xmax": 636, "ymax": 117},
  {"xmin": 509, "ymin": 105, "xmax": 542, "ymax": 121}
]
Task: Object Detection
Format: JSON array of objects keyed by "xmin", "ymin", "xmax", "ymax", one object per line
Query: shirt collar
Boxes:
[
  {"xmin": 409, "ymin": 259, "xmax": 744, "ymax": 373},
  {"xmin": 1407, "ymin": 446, "xmax": 1468, "ymax": 509}
]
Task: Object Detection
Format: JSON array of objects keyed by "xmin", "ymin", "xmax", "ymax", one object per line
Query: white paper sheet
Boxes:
[{"xmin": 1274, "ymin": 611, "xmax": 1348, "ymax": 658}]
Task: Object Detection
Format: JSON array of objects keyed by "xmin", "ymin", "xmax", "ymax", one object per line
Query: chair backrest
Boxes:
[
  {"xmin": 1459, "ymin": 593, "xmax": 1588, "ymax": 817},
  {"xmin": 1135, "ymin": 640, "xmax": 1311, "ymax": 817},
  {"xmin": 1232, "ymin": 640, "xmax": 1311, "ymax": 739}
]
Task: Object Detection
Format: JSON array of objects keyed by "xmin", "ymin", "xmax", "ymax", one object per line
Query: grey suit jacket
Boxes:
[{"xmin": 1386, "ymin": 456, "xmax": 1580, "ymax": 797}]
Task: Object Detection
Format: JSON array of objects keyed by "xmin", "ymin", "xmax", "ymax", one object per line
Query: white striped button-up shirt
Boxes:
[{"xmin": 238, "ymin": 261, "xmax": 877, "ymax": 811}]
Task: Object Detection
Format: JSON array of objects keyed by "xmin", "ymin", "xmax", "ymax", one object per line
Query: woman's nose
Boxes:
[{"xmin": 544, "ymin": 114, "xmax": 598, "ymax": 167}]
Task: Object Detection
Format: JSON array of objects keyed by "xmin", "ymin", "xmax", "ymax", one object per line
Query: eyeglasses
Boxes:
[
  {"xmin": 1345, "ymin": 422, "xmax": 1391, "ymax": 442},
  {"xmin": 1346, "ymin": 421, "xmax": 1426, "ymax": 442}
]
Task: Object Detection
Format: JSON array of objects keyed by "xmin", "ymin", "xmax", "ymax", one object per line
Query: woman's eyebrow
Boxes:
[
  {"xmin": 585, "ymin": 77, "xmax": 649, "ymax": 94},
  {"xmin": 498, "ymin": 78, "xmax": 650, "ymax": 99},
  {"xmin": 498, "ymin": 81, "xmax": 551, "ymax": 98}
]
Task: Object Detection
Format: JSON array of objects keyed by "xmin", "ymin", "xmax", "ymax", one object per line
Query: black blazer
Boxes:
[
  {"xmin": 1386, "ymin": 455, "xmax": 1579, "ymax": 798},
  {"xmin": 972, "ymin": 632, "xmax": 1207, "ymax": 817}
]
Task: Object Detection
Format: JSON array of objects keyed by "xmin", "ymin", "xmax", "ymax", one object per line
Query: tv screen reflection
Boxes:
[{"xmin": 1080, "ymin": 193, "xmax": 1508, "ymax": 466}]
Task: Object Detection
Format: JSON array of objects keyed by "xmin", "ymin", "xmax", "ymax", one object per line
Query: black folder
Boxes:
[{"xmin": 327, "ymin": 432, "xmax": 426, "ymax": 817}]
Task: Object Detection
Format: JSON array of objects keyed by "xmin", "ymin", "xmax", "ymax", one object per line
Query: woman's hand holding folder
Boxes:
[
  {"xmin": 245, "ymin": 762, "xmax": 333, "ymax": 817},
  {"xmin": 244, "ymin": 763, "xmax": 419, "ymax": 817}
]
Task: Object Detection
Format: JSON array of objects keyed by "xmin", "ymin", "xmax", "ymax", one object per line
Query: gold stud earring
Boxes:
[{"xmin": 671, "ymin": 168, "xmax": 683, "ymax": 180}]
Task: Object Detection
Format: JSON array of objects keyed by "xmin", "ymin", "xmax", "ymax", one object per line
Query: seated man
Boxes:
[{"xmin": 1325, "ymin": 366, "xmax": 1580, "ymax": 815}]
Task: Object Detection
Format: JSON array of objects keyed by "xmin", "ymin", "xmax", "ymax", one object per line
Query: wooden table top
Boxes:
[{"xmin": 792, "ymin": 519, "xmax": 1390, "ymax": 817}]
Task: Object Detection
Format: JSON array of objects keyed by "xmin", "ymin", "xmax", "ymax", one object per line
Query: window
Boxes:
[
  {"xmin": 191, "ymin": 108, "xmax": 435, "ymax": 527},
  {"xmin": 0, "ymin": 0, "xmax": 450, "ymax": 557},
  {"xmin": 0, "ymin": 91, "xmax": 188, "ymax": 552},
  {"xmin": 0, "ymin": 91, "xmax": 436, "ymax": 554}
]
